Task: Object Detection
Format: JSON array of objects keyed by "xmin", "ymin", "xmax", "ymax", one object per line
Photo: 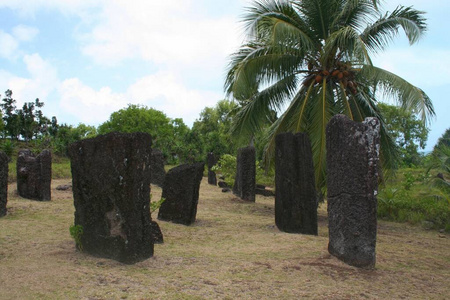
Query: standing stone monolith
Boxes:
[
  {"xmin": 326, "ymin": 115, "xmax": 380, "ymax": 269},
  {"xmin": 150, "ymin": 149, "xmax": 165, "ymax": 187},
  {"xmin": 158, "ymin": 163, "xmax": 204, "ymax": 225},
  {"xmin": 275, "ymin": 132, "xmax": 317, "ymax": 235},
  {"xmin": 233, "ymin": 146, "xmax": 256, "ymax": 202},
  {"xmin": 17, "ymin": 149, "xmax": 52, "ymax": 201},
  {"xmin": 68, "ymin": 132, "xmax": 154, "ymax": 264},
  {"xmin": 207, "ymin": 152, "xmax": 217, "ymax": 185},
  {"xmin": 0, "ymin": 151, "xmax": 8, "ymax": 217}
]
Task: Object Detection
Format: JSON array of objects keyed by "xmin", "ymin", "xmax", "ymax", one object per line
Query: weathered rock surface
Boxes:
[
  {"xmin": 207, "ymin": 152, "xmax": 217, "ymax": 186},
  {"xmin": 218, "ymin": 181, "xmax": 229, "ymax": 188},
  {"xmin": 232, "ymin": 146, "xmax": 256, "ymax": 202},
  {"xmin": 17, "ymin": 149, "xmax": 52, "ymax": 201},
  {"xmin": 275, "ymin": 132, "xmax": 317, "ymax": 235},
  {"xmin": 150, "ymin": 220, "xmax": 164, "ymax": 244},
  {"xmin": 0, "ymin": 151, "xmax": 8, "ymax": 217},
  {"xmin": 326, "ymin": 115, "xmax": 380, "ymax": 269},
  {"xmin": 150, "ymin": 149, "xmax": 165, "ymax": 187},
  {"xmin": 68, "ymin": 132, "xmax": 154, "ymax": 264},
  {"xmin": 158, "ymin": 163, "xmax": 204, "ymax": 225}
]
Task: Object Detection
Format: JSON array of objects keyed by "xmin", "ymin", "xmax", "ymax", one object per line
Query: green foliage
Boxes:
[
  {"xmin": 98, "ymin": 104, "xmax": 192, "ymax": 164},
  {"xmin": 212, "ymin": 154, "xmax": 275, "ymax": 188},
  {"xmin": 150, "ymin": 197, "xmax": 166, "ymax": 214},
  {"xmin": 1, "ymin": 90, "xmax": 53, "ymax": 141},
  {"xmin": 69, "ymin": 224, "xmax": 83, "ymax": 251},
  {"xmin": 51, "ymin": 123, "xmax": 97, "ymax": 156},
  {"xmin": 255, "ymin": 160, "xmax": 275, "ymax": 187},
  {"xmin": 379, "ymin": 103, "xmax": 429, "ymax": 167},
  {"xmin": 378, "ymin": 168, "xmax": 450, "ymax": 231},
  {"xmin": 191, "ymin": 100, "xmax": 240, "ymax": 160},
  {"xmin": 0, "ymin": 139, "xmax": 15, "ymax": 157},
  {"xmin": 212, "ymin": 154, "xmax": 237, "ymax": 187}
]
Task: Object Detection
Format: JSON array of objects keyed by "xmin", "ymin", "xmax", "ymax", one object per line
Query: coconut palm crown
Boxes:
[{"xmin": 225, "ymin": 0, "xmax": 435, "ymax": 189}]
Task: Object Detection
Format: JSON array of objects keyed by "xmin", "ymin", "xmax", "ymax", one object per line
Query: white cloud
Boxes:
[
  {"xmin": 59, "ymin": 78, "xmax": 126, "ymax": 124},
  {"xmin": 0, "ymin": 54, "xmax": 58, "ymax": 107},
  {"xmin": 80, "ymin": 1, "xmax": 241, "ymax": 69},
  {"xmin": 127, "ymin": 71, "xmax": 221, "ymax": 125},
  {"xmin": 0, "ymin": 30, "xmax": 19, "ymax": 59},
  {"xmin": 12, "ymin": 25, "xmax": 39, "ymax": 41},
  {"xmin": 57, "ymin": 71, "xmax": 221, "ymax": 126}
]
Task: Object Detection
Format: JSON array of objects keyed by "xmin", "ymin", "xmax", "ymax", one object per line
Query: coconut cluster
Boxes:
[{"xmin": 303, "ymin": 63, "xmax": 358, "ymax": 95}]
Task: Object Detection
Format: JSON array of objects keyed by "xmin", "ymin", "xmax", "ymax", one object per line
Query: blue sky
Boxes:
[{"xmin": 0, "ymin": 0, "xmax": 448, "ymax": 151}]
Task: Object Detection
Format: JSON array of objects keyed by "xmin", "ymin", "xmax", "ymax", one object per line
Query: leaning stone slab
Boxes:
[
  {"xmin": 68, "ymin": 132, "xmax": 154, "ymax": 264},
  {"xmin": 17, "ymin": 149, "xmax": 52, "ymax": 201},
  {"xmin": 158, "ymin": 163, "xmax": 204, "ymax": 225},
  {"xmin": 0, "ymin": 151, "xmax": 8, "ymax": 217},
  {"xmin": 232, "ymin": 146, "xmax": 256, "ymax": 202},
  {"xmin": 275, "ymin": 132, "xmax": 317, "ymax": 235},
  {"xmin": 150, "ymin": 149, "xmax": 165, "ymax": 187},
  {"xmin": 326, "ymin": 115, "xmax": 380, "ymax": 269},
  {"xmin": 207, "ymin": 152, "xmax": 217, "ymax": 185}
]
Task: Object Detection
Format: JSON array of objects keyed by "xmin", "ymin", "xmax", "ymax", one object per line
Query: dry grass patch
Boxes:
[{"xmin": 0, "ymin": 178, "xmax": 449, "ymax": 299}]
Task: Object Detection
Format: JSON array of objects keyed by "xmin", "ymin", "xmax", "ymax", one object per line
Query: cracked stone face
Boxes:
[
  {"xmin": 69, "ymin": 132, "xmax": 154, "ymax": 264},
  {"xmin": 326, "ymin": 114, "xmax": 380, "ymax": 269}
]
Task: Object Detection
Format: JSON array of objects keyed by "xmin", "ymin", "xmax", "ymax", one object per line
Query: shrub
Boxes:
[
  {"xmin": 212, "ymin": 154, "xmax": 236, "ymax": 187},
  {"xmin": 69, "ymin": 224, "xmax": 83, "ymax": 251}
]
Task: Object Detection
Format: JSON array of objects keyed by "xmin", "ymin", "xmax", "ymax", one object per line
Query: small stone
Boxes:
[{"xmin": 56, "ymin": 184, "xmax": 72, "ymax": 191}]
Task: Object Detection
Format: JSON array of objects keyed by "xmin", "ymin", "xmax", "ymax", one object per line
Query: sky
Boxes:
[{"xmin": 0, "ymin": 0, "xmax": 448, "ymax": 151}]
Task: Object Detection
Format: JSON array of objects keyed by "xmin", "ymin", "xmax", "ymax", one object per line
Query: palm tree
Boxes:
[{"xmin": 225, "ymin": 0, "xmax": 435, "ymax": 189}]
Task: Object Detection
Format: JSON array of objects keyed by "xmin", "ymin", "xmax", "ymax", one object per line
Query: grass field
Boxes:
[{"xmin": 0, "ymin": 177, "xmax": 449, "ymax": 299}]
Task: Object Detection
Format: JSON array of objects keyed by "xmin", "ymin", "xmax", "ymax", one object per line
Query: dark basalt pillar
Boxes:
[
  {"xmin": 0, "ymin": 151, "xmax": 8, "ymax": 217},
  {"xmin": 232, "ymin": 146, "xmax": 256, "ymax": 202},
  {"xmin": 68, "ymin": 132, "xmax": 154, "ymax": 264},
  {"xmin": 207, "ymin": 152, "xmax": 217, "ymax": 186},
  {"xmin": 326, "ymin": 115, "xmax": 380, "ymax": 269},
  {"xmin": 17, "ymin": 149, "xmax": 51, "ymax": 201},
  {"xmin": 158, "ymin": 163, "xmax": 204, "ymax": 225},
  {"xmin": 150, "ymin": 149, "xmax": 166, "ymax": 187},
  {"xmin": 275, "ymin": 132, "xmax": 317, "ymax": 235}
]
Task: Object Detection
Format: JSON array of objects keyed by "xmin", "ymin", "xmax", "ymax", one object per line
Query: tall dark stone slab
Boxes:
[
  {"xmin": 207, "ymin": 152, "xmax": 217, "ymax": 185},
  {"xmin": 0, "ymin": 151, "xmax": 8, "ymax": 217},
  {"xmin": 150, "ymin": 149, "xmax": 165, "ymax": 187},
  {"xmin": 158, "ymin": 163, "xmax": 204, "ymax": 225},
  {"xmin": 68, "ymin": 132, "xmax": 154, "ymax": 264},
  {"xmin": 232, "ymin": 146, "xmax": 256, "ymax": 202},
  {"xmin": 275, "ymin": 132, "xmax": 317, "ymax": 235},
  {"xmin": 326, "ymin": 115, "xmax": 380, "ymax": 269},
  {"xmin": 17, "ymin": 149, "xmax": 52, "ymax": 201}
]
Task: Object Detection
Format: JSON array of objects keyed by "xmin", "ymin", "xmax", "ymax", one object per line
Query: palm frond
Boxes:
[
  {"xmin": 361, "ymin": 5, "xmax": 427, "ymax": 54},
  {"xmin": 359, "ymin": 65, "xmax": 435, "ymax": 123}
]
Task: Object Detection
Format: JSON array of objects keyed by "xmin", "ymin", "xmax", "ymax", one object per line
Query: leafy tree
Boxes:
[
  {"xmin": 379, "ymin": 103, "xmax": 429, "ymax": 167},
  {"xmin": 1, "ymin": 89, "xmax": 20, "ymax": 139},
  {"xmin": 191, "ymin": 99, "xmax": 239, "ymax": 159},
  {"xmin": 225, "ymin": 0, "xmax": 434, "ymax": 189},
  {"xmin": 51, "ymin": 123, "xmax": 97, "ymax": 155},
  {"xmin": 98, "ymin": 104, "xmax": 189, "ymax": 163}
]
